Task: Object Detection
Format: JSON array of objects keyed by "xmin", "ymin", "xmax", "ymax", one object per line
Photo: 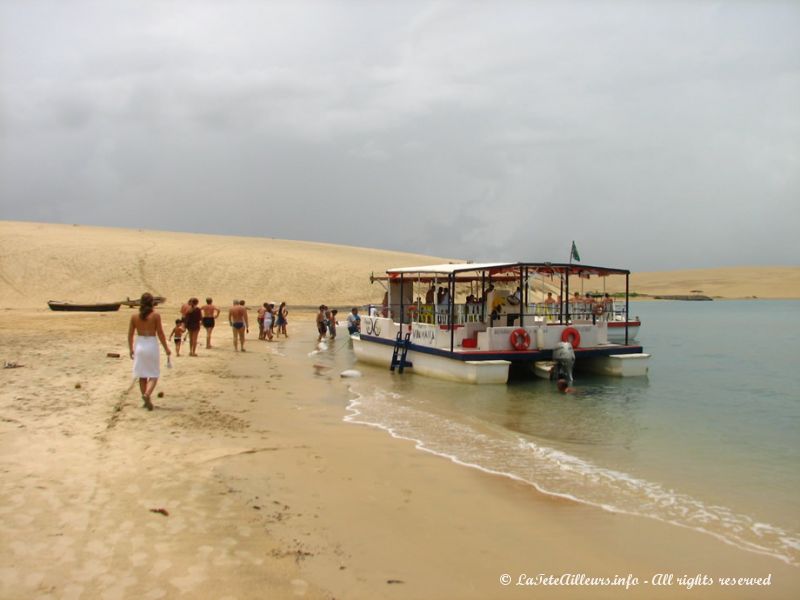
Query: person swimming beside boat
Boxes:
[{"xmin": 556, "ymin": 378, "xmax": 576, "ymax": 394}]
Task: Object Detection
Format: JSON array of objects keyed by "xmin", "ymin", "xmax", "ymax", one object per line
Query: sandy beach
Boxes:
[{"xmin": 1, "ymin": 220, "xmax": 799, "ymax": 599}]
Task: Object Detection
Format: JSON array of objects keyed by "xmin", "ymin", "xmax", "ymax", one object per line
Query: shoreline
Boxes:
[{"xmin": 1, "ymin": 309, "xmax": 798, "ymax": 599}]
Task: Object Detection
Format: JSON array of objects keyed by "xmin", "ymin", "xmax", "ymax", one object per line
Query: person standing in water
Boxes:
[
  {"xmin": 201, "ymin": 297, "xmax": 220, "ymax": 349},
  {"xmin": 276, "ymin": 301, "xmax": 288, "ymax": 337},
  {"xmin": 262, "ymin": 303, "xmax": 274, "ymax": 341},
  {"xmin": 316, "ymin": 305, "xmax": 328, "ymax": 342},
  {"xmin": 128, "ymin": 292, "xmax": 171, "ymax": 411}
]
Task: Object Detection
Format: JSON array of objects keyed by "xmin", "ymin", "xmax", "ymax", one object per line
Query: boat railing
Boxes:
[{"xmin": 368, "ymin": 301, "xmax": 630, "ymax": 327}]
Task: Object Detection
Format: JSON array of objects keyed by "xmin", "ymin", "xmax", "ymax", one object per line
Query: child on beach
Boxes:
[{"xmin": 169, "ymin": 319, "xmax": 185, "ymax": 357}]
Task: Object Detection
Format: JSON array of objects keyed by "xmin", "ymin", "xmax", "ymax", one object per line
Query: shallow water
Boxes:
[{"xmin": 339, "ymin": 301, "xmax": 800, "ymax": 566}]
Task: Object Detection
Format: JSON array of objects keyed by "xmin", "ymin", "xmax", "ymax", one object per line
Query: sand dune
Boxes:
[
  {"xmin": 611, "ymin": 267, "xmax": 800, "ymax": 300},
  {"xmin": 0, "ymin": 221, "xmax": 450, "ymax": 310},
  {"xmin": 1, "ymin": 220, "xmax": 798, "ymax": 309}
]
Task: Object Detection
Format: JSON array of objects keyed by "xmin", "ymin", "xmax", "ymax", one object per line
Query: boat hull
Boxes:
[
  {"xmin": 607, "ymin": 321, "xmax": 640, "ymax": 343},
  {"xmin": 581, "ymin": 353, "xmax": 651, "ymax": 377},
  {"xmin": 352, "ymin": 335, "xmax": 510, "ymax": 384},
  {"xmin": 48, "ymin": 301, "xmax": 121, "ymax": 312}
]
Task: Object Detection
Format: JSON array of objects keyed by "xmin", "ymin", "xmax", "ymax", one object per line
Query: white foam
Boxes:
[{"xmin": 343, "ymin": 384, "xmax": 800, "ymax": 566}]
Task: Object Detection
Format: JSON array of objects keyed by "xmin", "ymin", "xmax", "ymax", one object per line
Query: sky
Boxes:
[{"xmin": 1, "ymin": 0, "xmax": 798, "ymax": 271}]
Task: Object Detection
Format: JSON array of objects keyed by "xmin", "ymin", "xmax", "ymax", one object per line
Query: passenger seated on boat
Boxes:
[
  {"xmin": 507, "ymin": 286, "xmax": 521, "ymax": 306},
  {"xmin": 419, "ymin": 304, "xmax": 435, "ymax": 323}
]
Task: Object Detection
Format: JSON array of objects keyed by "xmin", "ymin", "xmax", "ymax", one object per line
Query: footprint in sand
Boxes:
[{"xmin": 291, "ymin": 578, "xmax": 309, "ymax": 596}]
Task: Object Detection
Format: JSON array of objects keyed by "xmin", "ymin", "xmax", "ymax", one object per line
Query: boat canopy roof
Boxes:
[{"xmin": 385, "ymin": 261, "xmax": 630, "ymax": 279}]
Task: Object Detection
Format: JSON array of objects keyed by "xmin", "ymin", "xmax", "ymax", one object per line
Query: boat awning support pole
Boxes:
[
  {"xmin": 481, "ymin": 272, "xmax": 486, "ymax": 322},
  {"xmin": 399, "ymin": 274, "xmax": 404, "ymax": 329},
  {"xmin": 565, "ymin": 272, "xmax": 571, "ymax": 323},
  {"xmin": 449, "ymin": 274, "xmax": 455, "ymax": 352},
  {"xmin": 518, "ymin": 267, "xmax": 524, "ymax": 327},
  {"xmin": 625, "ymin": 273, "xmax": 630, "ymax": 346}
]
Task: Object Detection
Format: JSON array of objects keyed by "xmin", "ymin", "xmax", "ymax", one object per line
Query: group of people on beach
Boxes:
[
  {"xmin": 128, "ymin": 295, "xmax": 291, "ymax": 409},
  {"xmin": 171, "ymin": 298, "xmax": 291, "ymax": 354},
  {"xmin": 168, "ymin": 297, "xmax": 221, "ymax": 357},
  {"xmin": 256, "ymin": 301, "xmax": 289, "ymax": 341}
]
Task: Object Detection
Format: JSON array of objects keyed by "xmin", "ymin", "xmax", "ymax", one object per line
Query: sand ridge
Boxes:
[
  {"xmin": 0, "ymin": 220, "xmax": 451, "ymax": 310},
  {"xmin": 2, "ymin": 221, "xmax": 798, "ymax": 312}
]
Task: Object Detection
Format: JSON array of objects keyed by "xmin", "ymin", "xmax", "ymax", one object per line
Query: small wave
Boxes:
[{"xmin": 343, "ymin": 384, "xmax": 799, "ymax": 566}]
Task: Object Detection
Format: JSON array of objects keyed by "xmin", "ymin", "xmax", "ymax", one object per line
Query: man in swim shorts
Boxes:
[
  {"xmin": 228, "ymin": 299, "xmax": 249, "ymax": 351},
  {"xmin": 201, "ymin": 297, "xmax": 220, "ymax": 349}
]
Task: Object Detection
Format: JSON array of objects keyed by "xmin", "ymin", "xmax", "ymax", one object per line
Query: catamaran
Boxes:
[{"xmin": 351, "ymin": 261, "xmax": 649, "ymax": 384}]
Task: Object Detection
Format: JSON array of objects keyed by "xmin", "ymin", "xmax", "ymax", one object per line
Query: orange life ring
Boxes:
[
  {"xmin": 509, "ymin": 328, "xmax": 531, "ymax": 351},
  {"xmin": 561, "ymin": 327, "xmax": 581, "ymax": 348},
  {"xmin": 592, "ymin": 303, "xmax": 604, "ymax": 316}
]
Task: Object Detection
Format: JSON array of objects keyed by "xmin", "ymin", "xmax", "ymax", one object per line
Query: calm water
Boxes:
[{"xmin": 338, "ymin": 301, "xmax": 800, "ymax": 565}]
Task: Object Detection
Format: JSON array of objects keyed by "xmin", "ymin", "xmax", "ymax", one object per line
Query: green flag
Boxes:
[{"xmin": 570, "ymin": 241, "xmax": 581, "ymax": 262}]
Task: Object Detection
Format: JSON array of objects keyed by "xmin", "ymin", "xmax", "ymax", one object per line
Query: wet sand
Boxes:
[{"xmin": 1, "ymin": 308, "xmax": 798, "ymax": 599}]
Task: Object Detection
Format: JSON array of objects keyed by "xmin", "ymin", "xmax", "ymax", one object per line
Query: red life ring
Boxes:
[
  {"xmin": 561, "ymin": 327, "xmax": 581, "ymax": 348},
  {"xmin": 509, "ymin": 328, "xmax": 531, "ymax": 351}
]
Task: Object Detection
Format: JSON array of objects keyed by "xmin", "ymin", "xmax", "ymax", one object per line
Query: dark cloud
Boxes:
[{"xmin": 1, "ymin": 0, "xmax": 798, "ymax": 270}]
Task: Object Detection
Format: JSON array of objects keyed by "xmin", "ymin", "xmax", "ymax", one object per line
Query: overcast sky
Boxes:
[{"xmin": 1, "ymin": 0, "xmax": 798, "ymax": 270}]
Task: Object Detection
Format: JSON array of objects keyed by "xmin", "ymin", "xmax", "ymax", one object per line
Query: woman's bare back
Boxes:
[{"xmin": 130, "ymin": 312, "xmax": 161, "ymax": 336}]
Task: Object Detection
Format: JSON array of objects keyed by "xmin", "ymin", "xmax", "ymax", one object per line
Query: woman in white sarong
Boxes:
[{"xmin": 127, "ymin": 292, "xmax": 172, "ymax": 410}]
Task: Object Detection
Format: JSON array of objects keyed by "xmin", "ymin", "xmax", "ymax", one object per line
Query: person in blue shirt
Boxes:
[{"xmin": 347, "ymin": 307, "xmax": 361, "ymax": 335}]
